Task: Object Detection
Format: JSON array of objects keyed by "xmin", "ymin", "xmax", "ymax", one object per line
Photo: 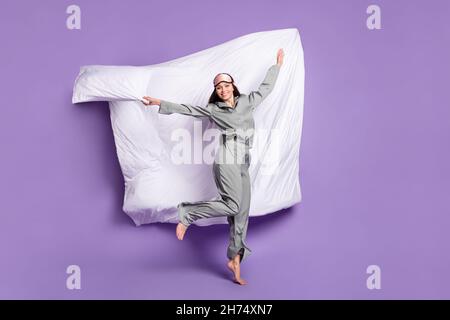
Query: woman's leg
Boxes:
[
  {"xmin": 225, "ymin": 151, "xmax": 251, "ymax": 285},
  {"xmin": 177, "ymin": 148, "xmax": 244, "ymax": 227},
  {"xmin": 176, "ymin": 142, "xmax": 245, "ymax": 240},
  {"xmin": 227, "ymin": 157, "xmax": 252, "ymax": 263}
]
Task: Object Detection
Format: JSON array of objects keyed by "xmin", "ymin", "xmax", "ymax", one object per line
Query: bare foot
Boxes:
[
  {"xmin": 227, "ymin": 256, "xmax": 247, "ymax": 285},
  {"xmin": 176, "ymin": 223, "xmax": 188, "ymax": 240}
]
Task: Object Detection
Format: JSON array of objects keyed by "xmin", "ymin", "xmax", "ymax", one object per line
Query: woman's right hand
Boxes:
[{"xmin": 142, "ymin": 96, "xmax": 161, "ymax": 106}]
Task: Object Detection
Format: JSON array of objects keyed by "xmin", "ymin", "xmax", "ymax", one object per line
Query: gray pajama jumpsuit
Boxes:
[{"xmin": 158, "ymin": 64, "xmax": 281, "ymax": 263}]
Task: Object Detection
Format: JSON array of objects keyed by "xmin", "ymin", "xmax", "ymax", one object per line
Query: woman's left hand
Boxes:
[{"xmin": 276, "ymin": 48, "xmax": 284, "ymax": 66}]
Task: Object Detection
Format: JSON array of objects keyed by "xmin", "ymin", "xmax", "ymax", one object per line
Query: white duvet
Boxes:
[{"xmin": 72, "ymin": 28, "xmax": 305, "ymax": 226}]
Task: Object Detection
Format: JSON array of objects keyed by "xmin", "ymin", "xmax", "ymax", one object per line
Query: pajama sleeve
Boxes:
[
  {"xmin": 248, "ymin": 64, "xmax": 281, "ymax": 110},
  {"xmin": 158, "ymin": 100, "xmax": 212, "ymax": 118}
]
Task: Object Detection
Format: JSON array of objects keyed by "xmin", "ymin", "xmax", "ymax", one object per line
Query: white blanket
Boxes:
[{"xmin": 72, "ymin": 28, "xmax": 305, "ymax": 226}]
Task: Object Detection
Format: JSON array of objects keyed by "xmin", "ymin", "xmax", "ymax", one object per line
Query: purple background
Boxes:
[{"xmin": 1, "ymin": 0, "xmax": 449, "ymax": 299}]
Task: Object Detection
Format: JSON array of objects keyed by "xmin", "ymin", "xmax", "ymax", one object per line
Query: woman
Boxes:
[{"xmin": 142, "ymin": 49, "xmax": 284, "ymax": 285}]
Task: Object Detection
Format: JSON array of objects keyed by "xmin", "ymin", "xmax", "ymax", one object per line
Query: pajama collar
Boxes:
[{"xmin": 216, "ymin": 95, "xmax": 240, "ymax": 109}]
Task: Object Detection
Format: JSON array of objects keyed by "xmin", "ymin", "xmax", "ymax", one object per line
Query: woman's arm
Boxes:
[
  {"xmin": 142, "ymin": 96, "xmax": 212, "ymax": 118},
  {"xmin": 248, "ymin": 48, "xmax": 284, "ymax": 110}
]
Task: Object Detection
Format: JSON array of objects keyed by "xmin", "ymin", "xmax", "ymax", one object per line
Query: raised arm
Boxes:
[
  {"xmin": 247, "ymin": 64, "xmax": 281, "ymax": 109},
  {"xmin": 248, "ymin": 48, "xmax": 284, "ymax": 110},
  {"xmin": 142, "ymin": 96, "xmax": 212, "ymax": 118}
]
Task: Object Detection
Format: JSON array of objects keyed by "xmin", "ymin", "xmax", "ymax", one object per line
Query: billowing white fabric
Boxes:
[{"xmin": 72, "ymin": 28, "xmax": 305, "ymax": 226}]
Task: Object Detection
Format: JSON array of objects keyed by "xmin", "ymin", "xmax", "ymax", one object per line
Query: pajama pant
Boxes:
[{"xmin": 177, "ymin": 134, "xmax": 252, "ymax": 263}]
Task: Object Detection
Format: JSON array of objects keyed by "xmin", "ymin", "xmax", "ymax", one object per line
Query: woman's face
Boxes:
[{"xmin": 215, "ymin": 82, "xmax": 234, "ymax": 101}]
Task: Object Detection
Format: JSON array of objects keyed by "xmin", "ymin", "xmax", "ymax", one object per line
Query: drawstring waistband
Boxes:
[{"xmin": 221, "ymin": 133, "xmax": 250, "ymax": 146}]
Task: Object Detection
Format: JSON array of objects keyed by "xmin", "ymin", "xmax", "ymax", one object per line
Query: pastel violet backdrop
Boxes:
[{"xmin": 0, "ymin": 0, "xmax": 449, "ymax": 299}]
